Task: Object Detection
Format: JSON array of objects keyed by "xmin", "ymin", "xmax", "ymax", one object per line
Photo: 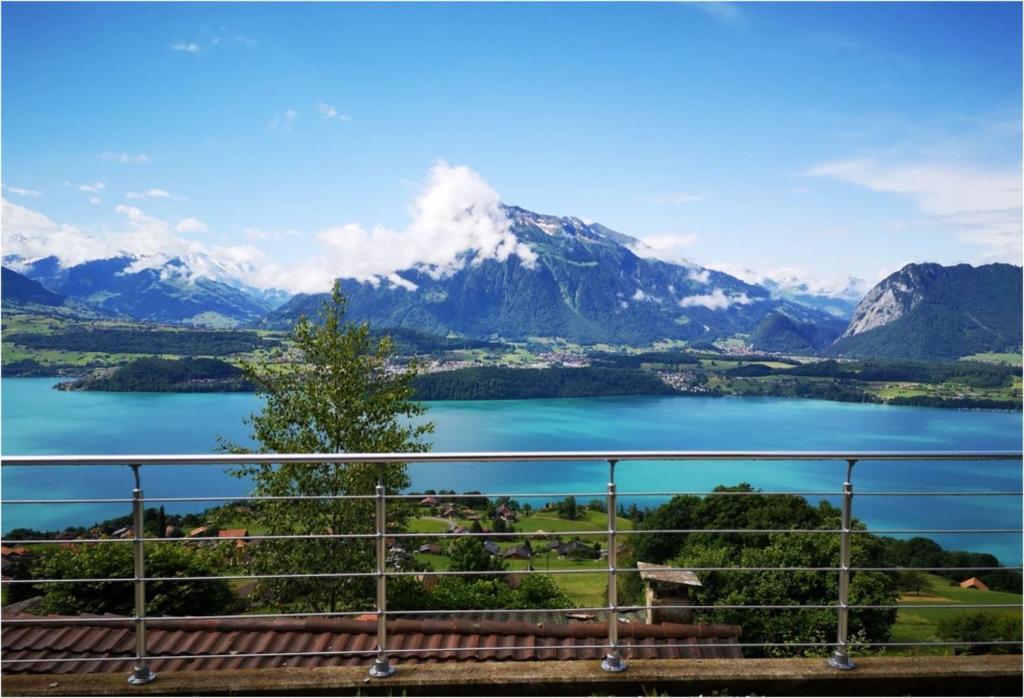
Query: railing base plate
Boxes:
[
  {"xmin": 127, "ymin": 669, "xmax": 156, "ymax": 685},
  {"xmin": 601, "ymin": 654, "xmax": 627, "ymax": 673},
  {"xmin": 369, "ymin": 659, "xmax": 396, "ymax": 678},
  {"xmin": 827, "ymin": 654, "xmax": 856, "ymax": 671}
]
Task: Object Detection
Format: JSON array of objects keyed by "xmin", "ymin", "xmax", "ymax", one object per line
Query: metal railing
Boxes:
[{"xmin": 1, "ymin": 450, "xmax": 1021, "ymax": 684}]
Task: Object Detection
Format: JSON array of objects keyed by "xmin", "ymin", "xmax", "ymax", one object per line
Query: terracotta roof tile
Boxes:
[{"xmin": 1, "ymin": 614, "xmax": 742, "ymax": 673}]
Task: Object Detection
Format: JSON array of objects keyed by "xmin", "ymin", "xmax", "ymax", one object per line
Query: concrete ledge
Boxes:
[{"xmin": 4, "ymin": 655, "xmax": 1022, "ymax": 696}]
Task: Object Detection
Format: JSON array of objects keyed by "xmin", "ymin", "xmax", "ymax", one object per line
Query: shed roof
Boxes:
[
  {"xmin": 1, "ymin": 614, "xmax": 742, "ymax": 673},
  {"xmin": 638, "ymin": 561, "xmax": 703, "ymax": 587}
]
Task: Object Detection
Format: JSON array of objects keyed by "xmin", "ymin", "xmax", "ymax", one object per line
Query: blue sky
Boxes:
[{"xmin": 2, "ymin": 2, "xmax": 1021, "ymax": 295}]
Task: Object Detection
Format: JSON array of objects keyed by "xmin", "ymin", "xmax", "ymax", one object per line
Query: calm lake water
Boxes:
[{"xmin": 2, "ymin": 377, "xmax": 1021, "ymax": 564}]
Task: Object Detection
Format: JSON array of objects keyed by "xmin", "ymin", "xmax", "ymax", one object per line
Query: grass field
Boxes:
[
  {"xmin": 699, "ymin": 358, "xmax": 741, "ymax": 369},
  {"xmin": 406, "ymin": 517, "xmax": 450, "ymax": 534},
  {"xmin": 960, "ymin": 352, "xmax": 1023, "ymax": 367},
  {"xmin": 890, "ymin": 573, "xmax": 1023, "ymax": 654},
  {"xmin": 404, "ymin": 508, "xmax": 627, "ymax": 607},
  {"xmin": 516, "ymin": 510, "xmax": 633, "ymax": 536}
]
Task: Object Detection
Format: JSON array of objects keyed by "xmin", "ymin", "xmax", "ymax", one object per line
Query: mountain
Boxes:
[
  {"xmin": 1, "ymin": 266, "xmax": 66, "ymax": 307},
  {"xmin": 761, "ymin": 286, "xmax": 860, "ymax": 320},
  {"xmin": 748, "ymin": 311, "xmax": 845, "ymax": 354},
  {"xmin": 265, "ymin": 205, "xmax": 841, "ymax": 344},
  {"xmin": 708, "ymin": 266, "xmax": 866, "ymax": 320},
  {"xmin": 11, "ymin": 255, "xmax": 273, "ymax": 327},
  {"xmin": 829, "ymin": 263, "xmax": 1023, "ymax": 360}
]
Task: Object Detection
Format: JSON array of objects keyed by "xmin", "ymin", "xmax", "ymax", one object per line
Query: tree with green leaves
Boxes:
[
  {"xmin": 448, "ymin": 536, "xmax": 506, "ymax": 577},
  {"xmin": 937, "ymin": 611, "xmax": 1023, "ymax": 654},
  {"xmin": 35, "ymin": 543, "xmax": 239, "ymax": 617},
  {"xmin": 617, "ymin": 484, "xmax": 899, "ymax": 656},
  {"xmin": 896, "ymin": 570, "xmax": 928, "ymax": 596},
  {"xmin": 221, "ymin": 284, "xmax": 434, "ymax": 612},
  {"xmin": 556, "ymin": 496, "xmax": 581, "ymax": 520}
]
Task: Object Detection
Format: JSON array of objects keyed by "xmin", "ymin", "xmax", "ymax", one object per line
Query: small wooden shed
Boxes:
[
  {"xmin": 959, "ymin": 577, "xmax": 989, "ymax": 591},
  {"xmin": 638, "ymin": 561, "xmax": 703, "ymax": 624}
]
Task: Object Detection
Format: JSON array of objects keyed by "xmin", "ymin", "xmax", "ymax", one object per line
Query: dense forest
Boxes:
[
  {"xmin": 413, "ymin": 366, "xmax": 680, "ymax": 400},
  {"xmin": 618, "ymin": 484, "xmax": 1022, "ymax": 655},
  {"xmin": 6, "ymin": 328, "xmax": 277, "ymax": 356},
  {"xmin": 60, "ymin": 357, "xmax": 251, "ymax": 392},
  {"xmin": 783, "ymin": 359, "xmax": 1017, "ymax": 386}
]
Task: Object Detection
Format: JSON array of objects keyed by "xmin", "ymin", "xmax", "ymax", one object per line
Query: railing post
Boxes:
[
  {"xmin": 369, "ymin": 463, "xmax": 395, "ymax": 678},
  {"xmin": 601, "ymin": 459, "xmax": 626, "ymax": 672},
  {"xmin": 828, "ymin": 459, "xmax": 856, "ymax": 671},
  {"xmin": 127, "ymin": 465, "xmax": 155, "ymax": 685}
]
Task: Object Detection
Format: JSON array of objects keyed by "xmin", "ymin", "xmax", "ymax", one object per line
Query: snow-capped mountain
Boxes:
[
  {"xmin": 265, "ymin": 205, "xmax": 846, "ymax": 344},
  {"xmin": 7, "ymin": 253, "xmax": 276, "ymax": 327}
]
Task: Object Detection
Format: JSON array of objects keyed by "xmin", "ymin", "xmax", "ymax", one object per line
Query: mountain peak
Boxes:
[
  {"xmin": 502, "ymin": 204, "xmax": 638, "ymax": 246},
  {"xmin": 831, "ymin": 262, "xmax": 1022, "ymax": 360}
]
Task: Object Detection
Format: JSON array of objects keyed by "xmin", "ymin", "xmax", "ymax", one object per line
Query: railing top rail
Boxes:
[{"xmin": 1, "ymin": 450, "xmax": 1020, "ymax": 466}]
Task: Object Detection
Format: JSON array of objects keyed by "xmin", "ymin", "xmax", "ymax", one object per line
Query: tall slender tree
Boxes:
[{"xmin": 221, "ymin": 283, "xmax": 434, "ymax": 612}]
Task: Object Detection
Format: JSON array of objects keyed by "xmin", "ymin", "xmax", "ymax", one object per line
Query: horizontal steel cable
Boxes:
[{"xmin": 3, "ymin": 640, "xmax": 1021, "ymax": 666}]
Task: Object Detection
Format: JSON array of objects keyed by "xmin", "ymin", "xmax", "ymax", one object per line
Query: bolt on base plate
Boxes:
[
  {"xmin": 601, "ymin": 654, "xmax": 627, "ymax": 673},
  {"xmin": 369, "ymin": 658, "xmax": 396, "ymax": 678},
  {"xmin": 127, "ymin": 669, "xmax": 156, "ymax": 685},
  {"xmin": 827, "ymin": 653, "xmax": 856, "ymax": 671}
]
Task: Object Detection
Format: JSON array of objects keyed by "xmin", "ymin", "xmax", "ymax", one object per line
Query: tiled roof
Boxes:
[{"xmin": 1, "ymin": 614, "xmax": 742, "ymax": 674}]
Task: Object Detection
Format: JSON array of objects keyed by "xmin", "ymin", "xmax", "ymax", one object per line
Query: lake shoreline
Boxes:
[
  {"xmin": 3, "ymin": 377, "xmax": 1021, "ymax": 565},
  {"xmin": 49, "ymin": 376, "xmax": 1022, "ymax": 413}
]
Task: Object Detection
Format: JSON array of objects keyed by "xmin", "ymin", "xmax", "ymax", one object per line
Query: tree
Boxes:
[
  {"xmin": 556, "ymin": 496, "xmax": 581, "ymax": 520},
  {"xmin": 620, "ymin": 485, "xmax": 900, "ymax": 656},
  {"xmin": 682, "ymin": 524, "xmax": 898, "ymax": 657},
  {"xmin": 937, "ymin": 611, "xmax": 1023, "ymax": 654},
  {"xmin": 424, "ymin": 574, "xmax": 573, "ymax": 611},
  {"xmin": 221, "ymin": 284, "xmax": 434, "ymax": 612},
  {"xmin": 448, "ymin": 536, "xmax": 506, "ymax": 577},
  {"xmin": 35, "ymin": 543, "xmax": 239, "ymax": 616},
  {"xmin": 896, "ymin": 570, "xmax": 928, "ymax": 596}
]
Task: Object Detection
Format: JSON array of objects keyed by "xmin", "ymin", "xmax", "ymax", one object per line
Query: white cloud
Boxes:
[
  {"xmin": 631, "ymin": 289, "xmax": 647, "ymax": 301},
  {"xmin": 268, "ymin": 109, "xmax": 300, "ymax": 131},
  {"xmin": 2, "ymin": 185, "xmax": 42, "ymax": 197},
  {"xmin": 628, "ymin": 234, "xmax": 699, "ymax": 264},
  {"xmin": 387, "ymin": 273, "xmax": 418, "ymax": 292},
  {"xmin": 78, "ymin": 181, "xmax": 106, "ymax": 193},
  {"xmin": 2, "ymin": 198, "xmax": 263, "ymax": 288},
  {"xmin": 170, "ymin": 42, "xmax": 200, "ymax": 53},
  {"xmin": 2, "ymin": 198, "xmax": 117, "ymax": 267},
  {"xmin": 175, "ymin": 217, "xmax": 208, "ymax": 234},
  {"xmin": 250, "ymin": 161, "xmax": 538, "ymax": 293},
  {"xmin": 687, "ymin": 268, "xmax": 711, "ymax": 284},
  {"xmin": 317, "ymin": 102, "xmax": 351, "ymax": 121},
  {"xmin": 236, "ymin": 35, "xmax": 257, "ymax": 46},
  {"xmin": 808, "ymin": 157, "xmax": 1022, "ymax": 262},
  {"xmin": 126, "ymin": 188, "xmax": 178, "ymax": 201},
  {"xmin": 89, "ymin": 197, "xmax": 102, "ymax": 205},
  {"xmin": 709, "ymin": 262, "xmax": 872, "ymax": 301},
  {"xmin": 679, "ymin": 288, "xmax": 752, "ymax": 311},
  {"xmin": 808, "ymin": 159, "xmax": 1020, "ymax": 216},
  {"xmin": 100, "ymin": 152, "xmax": 150, "ymax": 164},
  {"xmin": 4, "ymin": 163, "xmax": 538, "ymax": 296}
]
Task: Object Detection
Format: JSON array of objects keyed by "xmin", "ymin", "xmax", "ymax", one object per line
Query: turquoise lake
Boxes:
[{"xmin": 2, "ymin": 377, "xmax": 1021, "ymax": 564}]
